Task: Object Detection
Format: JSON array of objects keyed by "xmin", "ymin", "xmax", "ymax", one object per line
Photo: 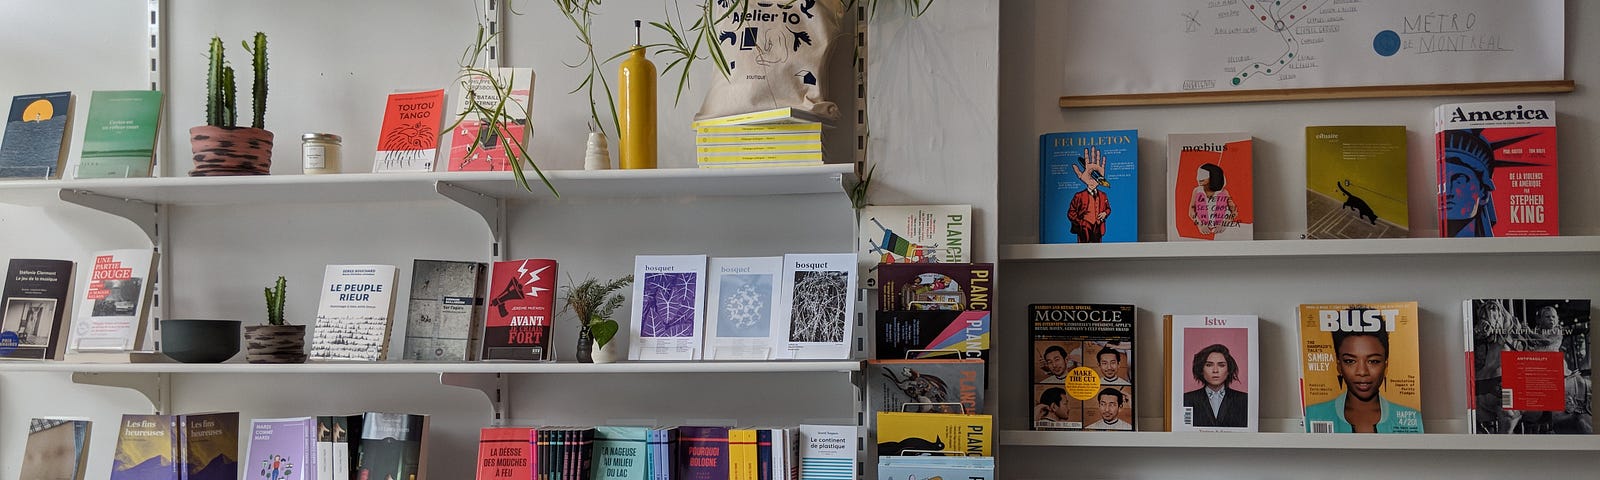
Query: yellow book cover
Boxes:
[
  {"xmin": 696, "ymin": 143, "xmax": 822, "ymax": 155},
  {"xmin": 728, "ymin": 428, "xmax": 756, "ymax": 480},
  {"xmin": 697, "ymin": 162, "xmax": 824, "ymax": 169},
  {"xmin": 695, "ymin": 133, "xmax": 823, "ymax": 145},
  {"xmin": 875, "ymin": 412, "xmax": 991, "ymax": 456},
  {"xmin": 696, "ymin": 123, "xmax": 823, "ymax": 136},
  {"xmin": 690, "ymin": 107, "xmax": 824, "ymax": 129},
  {"xmin": 1297, "ymin": 302, "xmax": 1423, "ymax": 433},
  {"xmin": 696, "ymin": 152, "xmax": 824, "ymax": 163},
  {"xmin": 1304, "ymin": 125, "xmax": 1410, "ymax": 239}
]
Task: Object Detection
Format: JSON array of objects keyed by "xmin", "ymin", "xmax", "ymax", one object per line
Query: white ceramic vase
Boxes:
[{"xmin": 591, "ymin": 339, "xmax": 619, "ymax": 364}]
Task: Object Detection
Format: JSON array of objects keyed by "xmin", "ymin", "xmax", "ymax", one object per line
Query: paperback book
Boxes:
[
  {"xmin": 1167, "ymin": 133, "xmax": 1254, "ymax": 241},
  {"xmin": 875, "ymin": 262, "xmax": 993, "ymax": 312},
  {"xmin": 111, "ymin": 414, "xmax": 179, "ymax": 480},
  {"xmin": 448, "ymin": 68, "xmax": 535, "ymax": 172},
  {"xmin": 877, "ymin": 456, "xmax": 994, "ymax": 480},
  {"xmin": 0, "ymin": 258, "xmax": 75, "ymax": 360},
  {"xmin": 675, "ymin": 426, "xmax": 728, "ymax": 480},
  {"xmin": 1028, "ymin": 303, "xmax": 1137, "ymax": 431},
  {"xmin": 246, "ymin": 417, "xmax": 316, "ymax": 480},
  {"xmin": 373, "ymin": 89, "xmax": 446, "ymax": 173},
  {"xmin": 797, "ymin": 425, "xmax": 854, "ymax": 480},
  {"xmin": 856, "ymin": 205, "xmax": 972, "ymax": 287},
  {"xmin": 876, "ymin": 412, "xmax": 991, "ymax": 456},
  {"xmin": 77, "ymin": 90, "xmax": 164, "ymax": 179},
  {"xmin": 477, "ymin": 427, "xmax": 535, "ymax": 480},
  {"xmin": 404, "ymin": 259, "xmax": 487, "ymax": 362},
  {"xmin": 70, "ymin": 249, "xmax": 158, "ymax": 352},
  {"xmin": 21, "ymin": 417, "xmax": 91, "ymax": 480},
  {"xmin": 0, "ymin": 91, "xmax": 73, "ymax": 179},
  {"xmin": 867, "ymin": 358, "xmax": 986, "ymax": 414},
  {"xmin": 775, "ymin": 253, "xmax": 856, "ymax": 360},
  {"xmin": 1436, "ymin": 101, "xmax": 1559, "ymax": 237},
  {"xmin": 357, "ymin": 413, "xmax": 429, "ymax": 480},
  {"xmin": 179, "ymin": 412, "xmax": 239, "ymax": 480},
  {"xmin": 593, "ymin": 426, "xmax": 647, "ymax": 480},
  {"xmin": 690, "ymin": 107, "xmax": 828, "ymax": 129},
  {"xmin": 1040, "ymin": 130, "xmax": 1138, "ymax": 243},
  {"xmin": 309, "ymin": 264, "xmax": 400, "ymax": 361},
  {"xmin": 482, "ymin": 258, "xmax": 558, "ymax": 361},
  {"xmin": 704, "ymin": 256, "xmax": 783, "ymax": 360},
  {"xmin": 874, "ymin": 310, "xmax": 990, "ymax": 363},
  {"xmin": 629, "ymin": 255, "xmax": 708, "ymax": 361},
  {"xmin": 1464, "ymin": 298, "xmax": 1591, "ymax": 434},
  {"xmin": 1164, "ymin": 315, "xmax": 1259, "ymax": 432},
  {"xmin": 1304, "ymin": 125, "xmax": 1410, "ymax": 239},
  {"xmin": 1297, "ymin": 302, "xmax": 1423, "ymax": 433}
]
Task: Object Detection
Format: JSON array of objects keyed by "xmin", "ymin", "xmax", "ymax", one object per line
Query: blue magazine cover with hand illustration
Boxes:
[{"xmin": 1040, "ymin": 130, "xmax": 1139, "ymax": 243}]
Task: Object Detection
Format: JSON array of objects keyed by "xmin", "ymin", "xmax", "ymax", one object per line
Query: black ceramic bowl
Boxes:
[{"xmin": 160, "ymin": 319, "xmax": 242, "ymax": 363}]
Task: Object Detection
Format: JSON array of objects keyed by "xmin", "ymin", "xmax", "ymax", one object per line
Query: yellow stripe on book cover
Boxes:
[
  {"xmin": 690, "ymin": 107, "xmax": 825, "ymax": 129},
  {"xmin": 696, "ymin": 143, "xmax": 823, "ymax": 155},
  {"xmin": 695, "ymin": 133, "xmax": 823, "ymax": 145},
  {"xmin": 697, "ymin": 161, "xmax": 826, "ymax": 169},
  {"xmin": 696, "ymin": 152, "xmax": 824, "ymax": 162},
  {"xmin": 696, "ymin": 123, "xmax": 824, "ymax": 135}
]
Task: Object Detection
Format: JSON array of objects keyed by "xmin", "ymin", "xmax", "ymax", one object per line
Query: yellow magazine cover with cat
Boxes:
[
  {"xmin": 875, "ymin": 412, "xmax": 991, "ymax": 457},
  {"xmin": 1297, "ymin": 302, "xmax": 1422, "ymax": 433},
  {"xmin": 1304, "ymin": 126, "xmax": 1409, "ymax": 239}
]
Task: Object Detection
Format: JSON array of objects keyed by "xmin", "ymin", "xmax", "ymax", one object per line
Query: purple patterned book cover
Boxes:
[
  {"xmin": 629, "ymin": 255, "xmax": 707, "ymax": 360},
  {"xmin": 245, "ymin": 418, "xmax": 315, "ymax": 480}
]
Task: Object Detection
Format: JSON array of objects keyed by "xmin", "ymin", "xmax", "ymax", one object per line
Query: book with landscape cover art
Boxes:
[
  {"xmin": 77, "ymin": 90, "xmax": 164, "ymax": 179},
  {"xmin": 0, "ymin": 91, "xmax": 73, "ymax": 179}
]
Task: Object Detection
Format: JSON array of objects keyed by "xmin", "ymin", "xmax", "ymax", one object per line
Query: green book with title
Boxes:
[{"xmin": 78, "ymin": 90, "xmax": 163, "ymax": 179}]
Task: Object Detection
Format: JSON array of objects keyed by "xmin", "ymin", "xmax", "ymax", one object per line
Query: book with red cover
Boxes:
[
  {"xmin": 477, "ymin": 427, "xmax": 535, "ymax": 480},
  {"xmin": 1435, "ymin": 101, "xmax": 1558, "ymax": 237},
  {"xmin": 676, "ymin": 426, "xmax": 728, "ymax": 480},
  {"xmin": 447, "ymin": 68, "xmax": 534, "ymax": 172},
  {"xmin": 482, "ymin": 259, "xmax": 558, "ymax": 361},
  {"xmin": 373, "ymin": 89, "xmax": 446, "ymax": 173}
]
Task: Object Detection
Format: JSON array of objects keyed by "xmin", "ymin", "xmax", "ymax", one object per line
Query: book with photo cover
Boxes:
[
  {"xmin": 1464, "ymin": 298, "xmax": 1590, "ymax": 434},
  {"xmin": 1, "ymin": 258, "xmax": 75, "ymax": 360},
  {"xmin": 309, "ymin": 265, "xmax": 400, "ymax": 361},
  {"xmin": 1164, "ymin": 314, "xmax": 1259, "ymax": 432},
  {"xmin": 704, "ymin": 256, "xmax": 783, "ymax": 360},
  {"xmin": 69, "ymin": 249, "xmax": 158, "ymax": 353},
  {"xmin": 404, "ymin": 259, "xmax": 487, "ymax": 362},
  {"xmin": 1297, "ymin": 301, "xmax": 1423, "ymax": 433},
  {"xmin": 1028, "ymin": 303, "xmax": 1136, "ymax": 431}
]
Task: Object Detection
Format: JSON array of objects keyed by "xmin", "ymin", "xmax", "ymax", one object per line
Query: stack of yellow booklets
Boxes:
[{"xmin": 693, "ymin": 107, "xmax": 825, "ymax": 168}]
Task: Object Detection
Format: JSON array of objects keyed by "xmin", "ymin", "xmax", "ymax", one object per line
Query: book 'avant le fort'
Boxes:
[
  {"xmin": 1040, "ymin": 130, "xmax": 1138, "ymax": 244},
  {"xmin": 484, "ymin": 258, "xmax": 557, "ymax": 361}
]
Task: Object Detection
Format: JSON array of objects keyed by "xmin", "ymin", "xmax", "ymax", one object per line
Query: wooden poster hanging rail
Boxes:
[{"xmin": 1059, "ymin": 80, "xmax": 1575, "ymax": 108}]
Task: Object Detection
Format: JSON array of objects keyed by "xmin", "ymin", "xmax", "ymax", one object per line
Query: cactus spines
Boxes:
[
  {"xmin": 247, "ymin": 32, "xmax": 268, "ymax": 129},
  {"xmin": 205, "ymin": 36, "xmax": 227, "ymax": 127},
  {"xmin": 264, "ymin": 275, "xmax": 287, "ymax": 325}
]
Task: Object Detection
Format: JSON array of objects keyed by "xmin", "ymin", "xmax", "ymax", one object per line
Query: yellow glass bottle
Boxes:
[{"xmin": 617, "ymin": 20, "xmax": 657, "ymax": 169}]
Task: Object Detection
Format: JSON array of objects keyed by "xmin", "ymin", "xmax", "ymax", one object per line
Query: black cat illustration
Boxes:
[
  {"xmin": 878, "ymin": 436, "xmax": 950, "ymax": 456},
  {"xmin": 1337, "ymin": 181, "xmax": 1378, "ymax": 225}
]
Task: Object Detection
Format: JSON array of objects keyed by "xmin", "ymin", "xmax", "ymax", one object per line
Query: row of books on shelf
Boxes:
[
  {"xmin": 24, "ymin": 412, "xmax": 427, "ymax": 480},
  {"xmin": 0, "ymin": 251, "xmax": 872, "ymax": 363},
  {"xmin": 1041, "ymin": 100, "xmax": 1561, "ymax": 243},
  {"xmin": 0, "ymin": 81, "xmax": 831, "ymax": 179},
  {"xmin": 1028, "ymin": 300, "xmax": 1592, "ymax": 435}
]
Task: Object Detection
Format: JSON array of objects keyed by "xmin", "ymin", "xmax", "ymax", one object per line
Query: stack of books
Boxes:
[{"xmin": 693, "ymin": 107, "xmax": 826, "ymax": 168}]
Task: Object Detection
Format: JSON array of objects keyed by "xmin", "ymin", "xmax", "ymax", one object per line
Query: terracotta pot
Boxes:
[
  {"xmin": 189, "ymin": 126, "xmax": 275, "ymax": 176},
  {"xmin": 243, "ymin": 324, "xmax": 306, "ymax": 364}
]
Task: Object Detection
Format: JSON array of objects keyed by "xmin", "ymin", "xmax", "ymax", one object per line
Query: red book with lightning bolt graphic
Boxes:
[{"xmin": 483, "ymin": 259, "xmax": 558, "ymax": 361}]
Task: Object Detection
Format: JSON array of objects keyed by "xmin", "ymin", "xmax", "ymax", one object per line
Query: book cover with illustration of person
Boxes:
[
  {"xmin": 1167, "ymin": 133, "xmax": 1253, "ymax": 241},
  {"xmin": 1435, "ymin": 101, "xmax": 1558, "ymax": 237},
  {"xmin": 1028, "ymin": 303, "xmax": 1136, "ymax": 431},
  {"xmin": 1297, "ymin": 302, "xmax": 1423, "ymax": 433},
  {"xmin": 1040, "ymin": 130, "xmax": 1138, "ymax": 244}
]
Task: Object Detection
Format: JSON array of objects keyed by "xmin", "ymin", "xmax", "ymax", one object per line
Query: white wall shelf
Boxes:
[
  {"xmin": 0, "ymin": 360, "xmax": 863, "ymax": 375},
  {"xmin": 1000, "ymin": 236, "xmax": 1600, "ymax": 261},
  {"xmin": 1000, "ymin": 430, "xmax": 1600, "ymax": 451},
  {"xmin": 0, "ymin": 165, "xmax": 857, "ymax": 207}
]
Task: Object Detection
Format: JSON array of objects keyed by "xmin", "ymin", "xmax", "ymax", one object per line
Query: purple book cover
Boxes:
[
  {"xmin": 676, "ymin": 426, "xmax": 728, "ymax": 480},
  {"xmin": 629, "ymin": 255, "xmax": 708, "ymax": 360},
  {"xmin": 246, "ymin": 418, "xmax": 315, "ymax": 480},
  {"xmin": 111, "ymin": 414, "xmax": 179, "ymax": 480},
  {"xmin": 181, "ymin": 412, "xmax": 239, "ymax": 480}
]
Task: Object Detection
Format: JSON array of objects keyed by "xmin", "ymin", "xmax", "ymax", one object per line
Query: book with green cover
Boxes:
[
  {"xmin": 1304, "ymin": 125, "xmax": 1409, "ymax": 239},
  {"xmin": 78, "ymin": 90, "xmax": 163, "ymax": 179},
  {"xmin": 593, "ymin": 426, "xmax": 648, "ymax": 480}
]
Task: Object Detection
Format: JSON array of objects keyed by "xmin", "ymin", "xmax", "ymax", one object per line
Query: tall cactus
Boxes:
[
  {"xmin": 264, "ymin": 276, "xmax": 286, "ymax": 326},
  {"xmin": 246, "ymin": 32, "xmax": 268, "ymax": 129},
  {"xmin": 205, "ymin": 36, "xmax": 229, "ymax": 127}
]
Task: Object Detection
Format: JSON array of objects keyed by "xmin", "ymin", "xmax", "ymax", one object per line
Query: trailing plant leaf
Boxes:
[
  {"xmin": 441, "ymin": 21, "xmax": 556, "ymax": 195},
  {"xmin": 555, "ymin": 0, "xmax": 622, "ymax": 136}
]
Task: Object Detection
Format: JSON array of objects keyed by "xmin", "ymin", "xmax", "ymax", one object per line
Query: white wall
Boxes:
[{"xmin": 997, "ymin": 1, "xmax": 1598, "ymax": 478}]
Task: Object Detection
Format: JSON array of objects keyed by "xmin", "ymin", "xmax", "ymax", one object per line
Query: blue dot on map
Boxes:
[{"xmin": 1373, "ymin": 30, "xmax": 1401, "ymax": 56}]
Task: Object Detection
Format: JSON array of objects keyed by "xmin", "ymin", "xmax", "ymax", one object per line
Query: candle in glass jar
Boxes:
[{"xmin": 301, "ymin": 133, "xmax": 342, "ymax": 174}]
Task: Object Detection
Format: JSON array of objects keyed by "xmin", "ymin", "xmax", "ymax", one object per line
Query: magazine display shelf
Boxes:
[
  {"xmin": 999, "ymin": 429, "xmax": 1600, "ymax": 451},
  {"xmin": 999, "ymin": 236, "xmax": 1600, "ymax": 261}
]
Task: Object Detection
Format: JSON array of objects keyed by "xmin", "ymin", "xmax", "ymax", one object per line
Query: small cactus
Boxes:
[
  {"xmin": 203, "ymin": 32, "xmax": 268, "ymax": 129},
  {"xmin": 246, "ymin": 32, "xmax": 268, "ymax": 129},
  {"xmin": 205, "ymin": 36, "xmax": 228, "ymax": 127},
  {"xmin": 264, "ymin": 276, "xmax": 287, "ymax": 326}
]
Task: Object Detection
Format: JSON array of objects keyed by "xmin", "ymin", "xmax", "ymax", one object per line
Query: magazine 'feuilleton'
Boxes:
[
  {"xmin": 1297, "ymin": 302, "xmax": 1423, "ymax": 433},
  {"xmin": 1165, "ymin": 315, "xmax": 1259, "ymax": 432},
  {"xmin": 1436, "ymin": 101, "xmax": 1559, "ymax": 237},
  {"xmin": 483, "ymin": 258, "xmax": 557, "ymax": 361},
  {"xmin": 1464, "ymin": 298, "xmax": 1591, "ymax": 434},
  {"xmin": 1167, "ymin": 133, "xmax": 1254, "ymax": 241},
  {"xmin": 1028, "ymin": 303, "xmax": 1136, "ymax": 431},
  {"xmin": 1039, "ymin": 130, "xmax": 1138, "ymax": 244},
  {"xmin": 309, "ymin": 265, "xmax": 400, "ymax": 361}
]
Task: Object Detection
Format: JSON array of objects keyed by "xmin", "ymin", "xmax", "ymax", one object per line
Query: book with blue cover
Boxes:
[
  {"xmin": 0, "ymin": 91, "xmax": 73, "ymax": 179},
  {"xmin": 1040, "ymin": 130, "xmax": 1139, "ymax": 243}
]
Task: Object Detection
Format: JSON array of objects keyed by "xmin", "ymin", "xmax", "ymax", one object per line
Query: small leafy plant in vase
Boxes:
[
  {"xmin": 244, "ymin": 275, "xmax": 306, "ymax": 363},
  {"xmin": 562, "ymin": 274, "xmax": 632, "ymax": 363}
]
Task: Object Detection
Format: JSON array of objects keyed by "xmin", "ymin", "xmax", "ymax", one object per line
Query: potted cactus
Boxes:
[
  {"xmin": 244, "ymin": 275, "xmax": 306, "ymax": 363},
  {"xmin": 189, "ymin": 32, "xmax": 275, "ymax": 176}
]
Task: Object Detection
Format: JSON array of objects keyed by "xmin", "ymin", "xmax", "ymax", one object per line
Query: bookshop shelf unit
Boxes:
[{"xmin": 999, "ymin": 430, "xmax": 1600, "ymax": 451}]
